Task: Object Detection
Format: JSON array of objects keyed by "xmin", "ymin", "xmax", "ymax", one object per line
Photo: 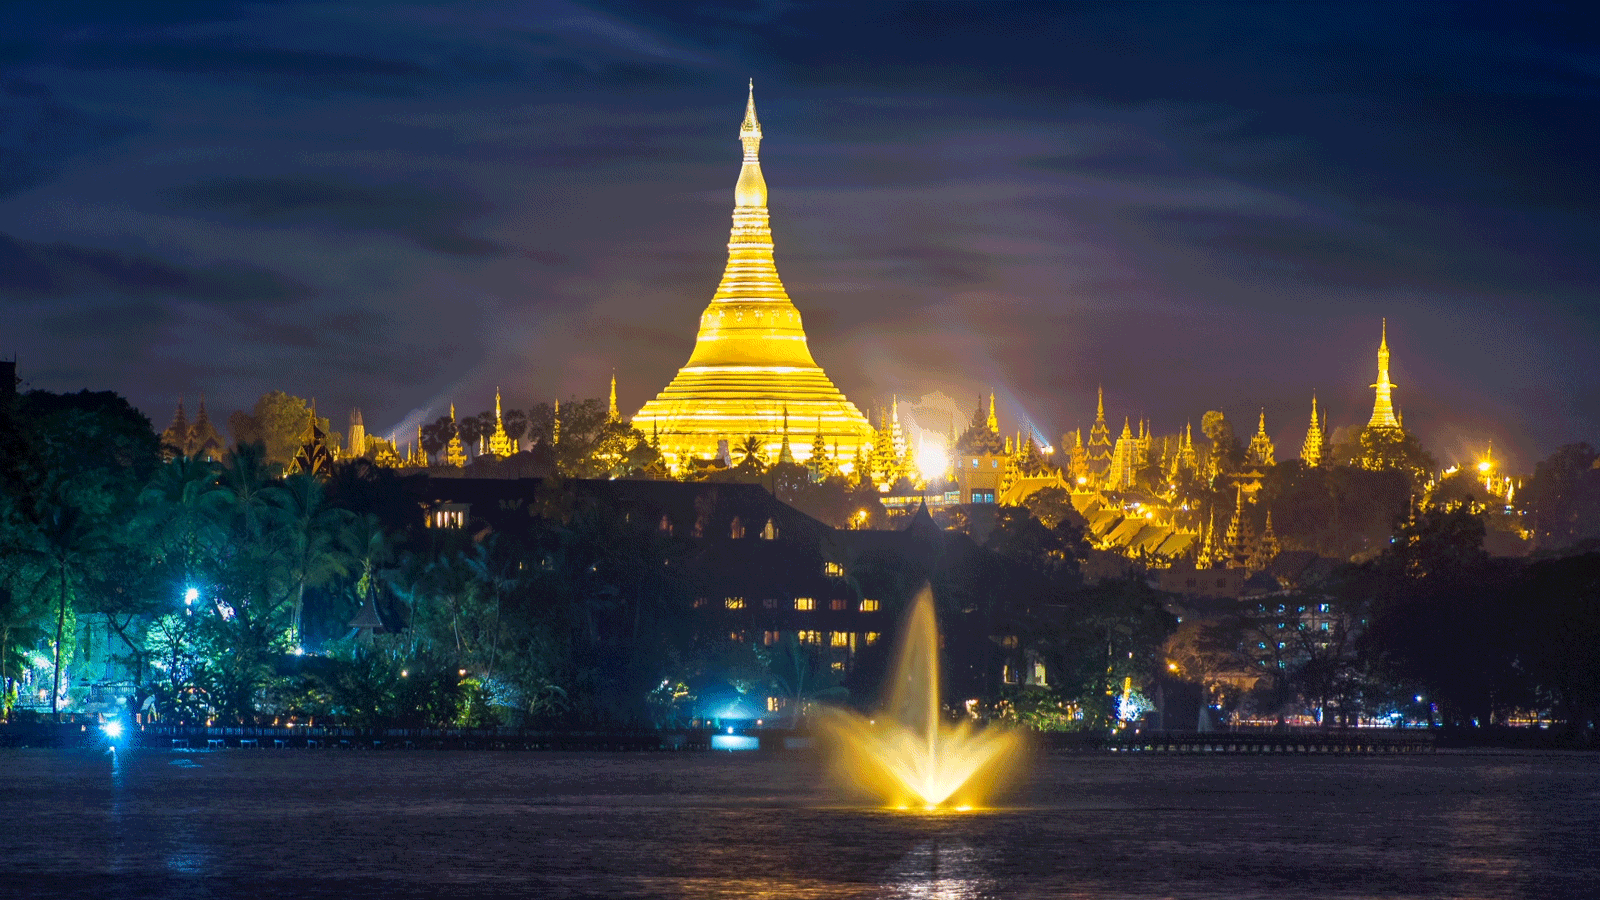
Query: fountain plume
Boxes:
[{"xmin": 819, "ymin": 587, "xmax": 1024, "ymax": 809}]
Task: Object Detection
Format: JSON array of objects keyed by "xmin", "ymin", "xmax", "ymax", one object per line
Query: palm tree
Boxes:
[
  {"xmin": 217, "ymin": 442, "xmax": 278, "ymax": 541},
  {"xmin": 463, "ymin": 534, "xmax": 523, "ymax": 678},
  {"xmin": 343, "ymin": 513, "xmax": 393, "ymax": 622},
  {"xmin": 270, "ymin": 473, "xmax": 354, "ymax": 648},
  {"xmin": 139, "ymin": 455, "xmax": 226, "ymax": 586},
  {"xmin": 735, "ymin": 435, "xmax": 767, "ymax": 470},
  {"xmin": 457, "ymin": 415, "xmax": 486, "ymax": 459},
  {"xmin": 503, "ymin": 408, "xmax": 529, "ymax": 446},
  {"xmin": 420, "ymin": 417, "xmax": 454, "ymax": 465},
  {"xmin": 27, "ymin": 500, "xmax": 114, "ymax": 719}
]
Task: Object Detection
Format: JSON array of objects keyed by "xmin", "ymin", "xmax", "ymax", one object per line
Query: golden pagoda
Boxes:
[
  {"xmin": 1368, "ymin": 318, "xmax": 1401, "ymax": 430},
  {"xmin": 632, "ymin": 83, "xmax": 872, "ymax": 473},
  {"xmin": 487, "ymin": 389, "xmax": 513, "ymax": 457}
]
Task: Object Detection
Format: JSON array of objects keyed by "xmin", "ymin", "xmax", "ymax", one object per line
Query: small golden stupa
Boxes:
[{"xmin": 632, "ymin": 83, "xmax": 873, "ymax": 473}]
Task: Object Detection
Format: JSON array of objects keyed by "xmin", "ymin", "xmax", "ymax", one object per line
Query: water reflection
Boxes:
[{"xmin": 884, "ymin": 840, "xmax": 994, "ymax": 900}]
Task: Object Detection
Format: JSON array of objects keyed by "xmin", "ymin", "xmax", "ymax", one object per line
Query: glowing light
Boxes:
[
  {"xmin": 818, "ymin": 588, "xmax": 1022, "ymax": 810},
  {"xmin": 102, "ymin": 721, "xmax": 123, "ymax": 739},
  {"xmin": 183, "ymin": 587, "xmax": 199, "ymax": 606},
  {"xmin": 1477, "ymin": 461, "xmax": 1491, "ymax": 474},
  {"xmin": 631, "ymin": 87, "xmax": 874, "ymax": 467},
  {"xmin": 914, "ymin": 439, "xmax": 949, "ymax": 483}
]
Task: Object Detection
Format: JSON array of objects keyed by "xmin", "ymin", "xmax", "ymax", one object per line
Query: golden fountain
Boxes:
[{"xmin": 818, "ymin": 588, "xmax": 1024, "ymax": 810}]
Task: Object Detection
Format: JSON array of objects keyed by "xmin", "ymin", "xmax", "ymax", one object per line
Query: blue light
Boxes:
[
  {"xmin": 102, "ymin": 721, "xmax": 123, "ymax": 739},
  {"xmin": 711, "ymin": 734, "xmax": 758, "ymax": 751}
]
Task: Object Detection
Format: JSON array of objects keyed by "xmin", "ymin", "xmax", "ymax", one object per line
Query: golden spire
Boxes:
[
  {"xmin": 1369, "ymin": 318, "xmax": 1401, "ymax": 430},
  {"xmin": 986, "ymin": 392, "xmax": 998, "ymax": 432},
  {"xmin": 445, "ymin": 403, "xmax": 466, "ymax": 467},
  {"xmin": 1301, "ymin": 394, "xmax": 1325, "ymax": 467},
  {"xmin": 608, "ymin": 371, "xmax": 620, "ymax": 422},
  {"xmin": 631, "ymin": 82, "xmax": 873, "ymax": 473},
  {"xmin": 553, "ymin": 398, "xmax": 560, "ymax": 445},
  {"xmin": 488, "ymin": 387, "xmax": 513, "ymax": 458}
]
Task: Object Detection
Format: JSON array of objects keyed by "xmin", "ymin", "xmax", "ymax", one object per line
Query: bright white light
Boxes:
[
  {"xmin": 102, "ymin": 721, "xmax": 123, "ymax": 739},
  {"xmin": 184, "ymin": 587, "xmax": 199, "ymax": 605},
  {"xmin": 915, "ymin": 438, "xmax": 949, "ymax": 482}
]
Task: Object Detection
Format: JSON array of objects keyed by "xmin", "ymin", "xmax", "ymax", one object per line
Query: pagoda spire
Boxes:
[
  {"xmin": 1247, "ymin": 408, "xmax": 1275, "ymax": 466},
  {"xmin": 630, "ymin": 82, "xmax": 872, "ymax": 468},
  {"xmin": 778, "ymin": 404, "xmax": 795, "ymax": 465},
  {"xmin": 986, "ymin": 392, "xmax": 998, "ymax": 432},
  {"xmin": 1368, "ymin": 318, "xmax": 1401, "ymax": 430},
  {"xmin": 445, "ymin": 403, "xmax": 467, "ymax": 467},
  {"xmin": 1301, "ymin": 394, "xmax": 1326, "ymax": 467},
  {"xmin": 608, "ymin": 371, "xmax": 620, "ymax": 422},
  {"xmin": 488, "ymin": 388, "xmax": 513, "ymax": 457}
]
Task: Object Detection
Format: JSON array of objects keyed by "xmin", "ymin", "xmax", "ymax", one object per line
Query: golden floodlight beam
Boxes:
[{"xmin": 632, "ymin": 82, "xmax": 873, "ymax": 469}]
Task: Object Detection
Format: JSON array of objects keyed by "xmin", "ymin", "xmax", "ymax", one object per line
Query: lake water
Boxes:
[{"xmin": 1, "ymin": 746, "xmax": 1597, "ymax": 899}]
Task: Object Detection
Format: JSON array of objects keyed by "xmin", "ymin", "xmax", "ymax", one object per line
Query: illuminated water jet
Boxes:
[{"xmin": 819, "ymin": 588, "xmax": 1023, "ymax": 809}]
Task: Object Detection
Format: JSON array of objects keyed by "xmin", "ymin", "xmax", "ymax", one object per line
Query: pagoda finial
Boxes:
[
  {"xmin": 1368, "ymin": 319, "xmax": 1401, "ymax": 430},
  {"xmin": 741, "ymin": 79, "xmax": 761, "ymax": 156},
  {"xmin": 986, "ymin": 392, "xmax": 998, "ymax": 432},
  {"xmin": 1097, "ymin": 385, "xmax": 1105, "ymax": 420},
  {"xmin": 608, "ymin": 371, "xmax": 619, "ymax": 421}
]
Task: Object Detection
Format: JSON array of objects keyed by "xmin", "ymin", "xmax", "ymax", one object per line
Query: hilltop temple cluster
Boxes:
[{"xmin": 157, "ymin": 88, "xmax": 1511, "ymax": 577}]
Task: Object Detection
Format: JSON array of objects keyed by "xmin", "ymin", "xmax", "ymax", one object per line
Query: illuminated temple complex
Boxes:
[{"xmin": 631, "ymin": 84, "xmax": 873, "ymax": 473}]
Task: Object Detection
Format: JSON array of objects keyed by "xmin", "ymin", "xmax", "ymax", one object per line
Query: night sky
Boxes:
[{"xmin": 3, "ymin": 2, "xmax": 1596, "ymax": 471}]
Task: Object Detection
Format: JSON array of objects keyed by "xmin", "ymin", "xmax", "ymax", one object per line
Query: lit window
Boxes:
[
  {"xmin": 767, "ymin": 696, "xmax": 780, "ymax": 712},
  {"xmin": 730, "ymin": 517, "xmax": 745, "ymax": 539},
  {"xmin": 830, "ymin": 598, "xmax": 847, "ymax": 611},
  {"xmin": 763, "ymin": 631, "xmax": 779, "ymax": 646},
  {"xmin": 824, "ymin": 562, "xmax": 845, "ymax": 577},
  {"xmin": 730, "ymin": 632, "xmax": 745, "ymax": 642},
  {"xmin": 693, "ymin": 598, "xmax": 708, "ymax": 609},
  {"xmin": 971, "ymin": 459, "xmax": 978, "ymax": 468},
  {"xmin": 799, "ymin": 630, "xmax": 821, "ymax": 645},
  {"xmin": 794, "ymin": 598, "xmax": 815, "ymax": 611},
  {"xmin": 865, "ymin": 632, "xmax": 880, "ymax": 645},
  {"xmin": 831, "ymin": 632, "xmax": 849, "ymax": 647},
  {"xmin": 1320, "ymin": 622, "xmax": 1331, "ymax": 631},
  {"xmin": 724, "ymin": 597, "xmax": 745, "ymax": 610},
  {"xmin": 831, "ymin": 660, "xmax": 846, "ymax": 671},
  {"xmin": 762, "ymin": 519, "xmax": 778, "ymax": 540},
  {"xmin": 860, "ymin": 599, "xmax": 880, "ymax": 612}
]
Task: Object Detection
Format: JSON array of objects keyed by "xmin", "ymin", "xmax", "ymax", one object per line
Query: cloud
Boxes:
[
  {"xmin": 0, "ymin": 233, "xmax": 311, "ymax": 302},
  {"xmin": 0, "ymin": 80, "xmax": 141, "ymax": 197},
  {"xmin": 169, "ymin": 176, "xmax": 504, "ymax": 257}
]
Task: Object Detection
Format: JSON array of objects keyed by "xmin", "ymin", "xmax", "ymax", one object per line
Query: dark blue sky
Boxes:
[{"xmin": 2, "ymin": 1, "xmax": 1596, "ymax": 471}]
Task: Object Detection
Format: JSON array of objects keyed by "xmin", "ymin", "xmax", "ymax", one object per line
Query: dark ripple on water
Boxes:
[{"xmin": 1, "ymin": 747, "xmax": 1597, "ymax": 899}]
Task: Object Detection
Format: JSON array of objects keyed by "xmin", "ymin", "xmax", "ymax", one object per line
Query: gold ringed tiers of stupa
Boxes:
[{"xmin": 632, "ymin": 83, "xmax": 873, "ymax": 472}]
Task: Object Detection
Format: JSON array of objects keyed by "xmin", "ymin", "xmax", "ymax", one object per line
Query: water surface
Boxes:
[{"xmin": 1, "ymin": 747, "xmax": 1595, "ymax": 899}]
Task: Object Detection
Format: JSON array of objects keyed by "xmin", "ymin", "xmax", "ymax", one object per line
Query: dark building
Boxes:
[{"xmin": 399, "ymin": 476, "xmax": 1018, "ymax": 708}]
